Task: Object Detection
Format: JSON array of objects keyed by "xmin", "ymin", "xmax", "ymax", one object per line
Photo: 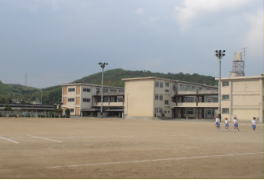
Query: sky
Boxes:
[{"xmin": 0, "ymin": 0, "xmax": 263, "ymax": 88}]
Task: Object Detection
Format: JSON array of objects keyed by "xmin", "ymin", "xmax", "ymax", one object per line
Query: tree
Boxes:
[
  {"xmin": 65, "ymin": 109, "xmax": 70, "ymax": 118},
  {"xmin": 4, "ymin": 105, "xmax": 12, "ymax": 111}
]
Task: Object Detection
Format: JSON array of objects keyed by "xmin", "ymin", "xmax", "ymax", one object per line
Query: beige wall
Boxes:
[
  {"xmin": 124, "ymin": 80, "xmax": 154, "ymax": 118},
  {"xmin": 75, "ymin": 107, "xmax": 80, "ymax": 116},
  {"xmin": 221, "ymin": 77, "xmax": 264, "ymax": 122}
]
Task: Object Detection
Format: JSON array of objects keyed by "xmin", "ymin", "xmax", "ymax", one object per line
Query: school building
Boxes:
[
  {"xmin": 123, "ymin": 77, "xmax": 218, "ymax": 119},
  {"xmin": 123, "ymin": 75, "xmax": 264, "ymax": 122},
  {"xmin": 220, "ymin": 75, "xmax": 264, "ymax": 122},
  {"xmin": 61, "ymin": 83, "xmax": 124, "ymax": 117}
]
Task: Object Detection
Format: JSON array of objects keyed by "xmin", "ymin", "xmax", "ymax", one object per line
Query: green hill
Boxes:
[
  {"xmin": 75, "ymin": 68, "xmax": 217, "ymax": 87},
  {"xmin": 0, "ymin": 68, "xmax": 217, "ymax": 105},
  {"xmin": 0, "ymin": 81, "xmax": 39, "ymax": 103}
]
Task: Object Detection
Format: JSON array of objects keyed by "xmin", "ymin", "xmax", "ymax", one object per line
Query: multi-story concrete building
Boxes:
[
  {"xmin": 220, "ymin": 75, "xmax": 264, "ymax": 122},
  {"xmin": 123, "ymin": 77, "xmax": 218, "ymax": 119},
  {"xmin": 61, "ymin": 83, "xmax": 124, "ymax": 117}
]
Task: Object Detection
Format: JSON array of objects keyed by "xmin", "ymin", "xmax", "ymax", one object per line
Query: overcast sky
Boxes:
[{"xmin": 0, "ymin": 0, "xmax": 263, "ymax": 88}]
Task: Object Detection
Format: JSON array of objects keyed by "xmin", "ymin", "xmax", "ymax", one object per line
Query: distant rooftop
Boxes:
[
  {"xmin": 122, "ymin": 76, "xmax": 217, "ymax": 89},
  {"xmin": 217, "ymin": 75, "xmax": 264, "ymax": 81},
  {"xmin": 62, "ymin": 83, "xmax": 123, "ymax": 89}
]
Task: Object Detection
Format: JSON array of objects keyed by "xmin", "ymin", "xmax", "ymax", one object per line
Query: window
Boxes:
[
  {"xmin": 222, "ymin": 95, "xmax": 229, "ymax": 100},
  {"xmin": 222, "ymin": 108, "xmax": 229, "ymax": 114},
  {"xmin": 184, "ymin": 96, "xmax": 195, "ymax": 102},
  {"xmin": 222, "ymin": 81, "xmax": 229, "ymax": 87},
  {"xmin": 165, "ymin": 82, "xmax": 169, "ymax": 87},
  {"xmin": 68, "ymin": 88, "xmax": 75, "ymax": 92},
  {"xmin": 110, "ymin": 89, "xmax": 117, "ymax": 93},
  {"xmin": 165, "ymin": 89, "xmax": 169, "ymax": 93},
  {"xmin": 186, "ymin": 108, "xmax": 194, "ymax": 115},
  {"xmin": 159, "ymin": 82, "xmax": 163, "ymax": 88},
  {"xmin": 68, "ymin": 98, "xmax": 75, "ymax": 102},
  {"xmin": 69, "ymin": 109, "xmax": 74, "ymax": 113},
  {"xmin": 83, "ymin": 88, "xmax": 90, "ymax": 92},
  {"xmin": 165, "ymin": 100, "xmax": 169, "ymax": 105},
  {"xmin": 159, "ymin": 95, "xmax": 163, "ymax": 101},
  {"xmin": 83, "ymin": 98, "xmax": 91, "ymax": 102},
  {"xmin": 155, "ymin": 81, "xmax": 159, "ymax": 87},
  {"xmin": 103, "ymin": 88, "xmax": 108, "ymax": 93},
  {"xmin": 155, "ymin": 94, "xmax": 159, "ymax": 100},
  {"xmin": 207, "ymin": 109, "xmax": 213, "ymax": 115},
  {"xmin": 206, "ymin": 97, "xmax": 218, "ymax": 102}
]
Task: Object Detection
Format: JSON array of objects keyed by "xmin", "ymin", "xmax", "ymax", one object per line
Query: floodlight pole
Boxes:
[
  {"xmin": 215, "ymin": 50, "xmax": 226, "ymax": 120},
  {"xmin": 98, "ymin": 62, "xmax": 108, "ymax": 118}
]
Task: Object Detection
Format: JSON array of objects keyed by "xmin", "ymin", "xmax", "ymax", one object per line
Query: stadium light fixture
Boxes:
[
  {"xmin": 215, "ymin": 49, "xmax": 226, "ymax": 120},
  {"xmin": 98, "ymin": 62, "xmax": 108, "ymax": 118}
]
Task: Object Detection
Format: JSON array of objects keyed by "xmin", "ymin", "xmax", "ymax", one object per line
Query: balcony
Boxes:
[
  {"xmin": 94, "ymin": 102, "xmax": 124, "ymax": 107},
  {"xmin": 177, "ymin": 90, "xmax": 217, "ymax": 95},
  {"xmin": 174, "ymin": 102, "xmax": 218, "ymax": 108}
]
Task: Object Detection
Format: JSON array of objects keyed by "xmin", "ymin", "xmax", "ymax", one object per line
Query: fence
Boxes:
[{"xmin": 0, "ymin": 111, "xmax": 63, "ymax": 118}]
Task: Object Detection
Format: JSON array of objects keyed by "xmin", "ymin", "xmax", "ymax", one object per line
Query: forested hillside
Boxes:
[{"xmin": 0, "ymin": 69, "xmax": 217, "ymax": 104}]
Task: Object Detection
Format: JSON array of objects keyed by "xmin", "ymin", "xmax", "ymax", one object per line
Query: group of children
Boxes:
[{"xmin": 215, "ymin": 115, "xmax": 257, "ymax": 131}]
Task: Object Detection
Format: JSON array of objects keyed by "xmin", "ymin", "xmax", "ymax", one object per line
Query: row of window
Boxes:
[
  {"xmin": 68, "ymin": 98, "xmax": 91, "ymax": 103},
  {"xmin": 222, "ymin": 108, "xmax": 229, "ymax": 114},
  {"xmin": 155, "ymin": 81, "xmax": 170, "ymax": 88},
  {"xmin": 154, "ymin": 108, "xmax": 171, "ymax": 116},
  {"xmin": 68, "ymin": 87, "xmax": 123, "ymax": 93},
  {"xmin": 155, "ymin": 95, "xmax": 163, "ymax": 100},
  {"xmin": 68, "ymin": 88, "xmax": 91, "ymax": 93},
  {"xmin": 154, "ymin": 95, "xmax": 170, "ymax": 105}
]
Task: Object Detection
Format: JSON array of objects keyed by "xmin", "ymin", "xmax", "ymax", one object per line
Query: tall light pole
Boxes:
[
  {"xmin": 215, "ymin": 50, "xmax": 226, "ymax": 119},
  {"xmin": 98, "ymin": 62, "xmax": 108, "ymax": 117}
]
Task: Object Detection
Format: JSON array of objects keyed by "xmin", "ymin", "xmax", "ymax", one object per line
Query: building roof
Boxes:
[
  {"xmin": 122, "ymin": 76, "xmax": 217, "ymax": 89},
  {"xmin": 61, "ymin": 83, "xmax": 123, "ymax": 89},
  {"xmin": 216, "ymin": 75, "xmax": 264, "ymax": 81}
]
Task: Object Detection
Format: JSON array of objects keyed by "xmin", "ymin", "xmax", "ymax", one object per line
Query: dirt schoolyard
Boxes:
[{"xmin": 0, "ymin": 117, "xmax": 263, "ymax": 178}]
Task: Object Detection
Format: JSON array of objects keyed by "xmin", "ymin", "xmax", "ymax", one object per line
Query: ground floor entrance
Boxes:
[{"xmin": 172, "ymin": 107, "xmax": 216, "ymax": 119}]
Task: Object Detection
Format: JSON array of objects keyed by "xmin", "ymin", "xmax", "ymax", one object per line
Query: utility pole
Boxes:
[
  {"xmin": 215, "ymin": 50, "xmax": 226, "ymax": 120},
  {"xmin": 98, "ymin": 62, "xmax": 108, "ymax": 117}
]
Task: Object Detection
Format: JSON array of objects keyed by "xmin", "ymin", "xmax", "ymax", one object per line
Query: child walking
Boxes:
[
  {"xmin": 224, "ymin": 117, "xmax": 230, "ymax": 129},
  {"xmin": 251, "ymin": 117, "xmax": 257, "ymax": 131},
  {"xmin": 215, "ymin": 114, "xmax": 221, "ymax": 129},
  {"xmin": 233, "ymin": 116, "xmax": 239, "ymax": 131}
]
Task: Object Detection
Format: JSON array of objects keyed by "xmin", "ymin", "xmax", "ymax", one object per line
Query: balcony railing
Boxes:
[
  {"xmin": 94, "ymin": 102, "xmax": 124, "ymax": 107},
  {"xmin": 177, "ymin": 90, "xmax": 217, "ymax": 95},
  {"xmin": 174, "ymin": 102, "xmax": 218, "ymax": 108}
]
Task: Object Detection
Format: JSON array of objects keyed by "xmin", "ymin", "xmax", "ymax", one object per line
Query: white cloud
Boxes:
[
  {"xmin": 173, "ymin": 0, "xmax": 250, "ymax": 31},
  {"xmin": 135, "ymin": 8, "xmax": 145, "ymax": 15}
]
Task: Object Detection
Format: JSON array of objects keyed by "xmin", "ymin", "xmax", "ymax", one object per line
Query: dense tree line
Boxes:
[{"xmin": 0, "ymin": 68, "xmax": 217, "ymax": 105}]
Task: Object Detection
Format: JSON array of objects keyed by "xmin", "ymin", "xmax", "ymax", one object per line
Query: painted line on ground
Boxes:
[
  {"xmin": 0, "ymin": 136, "xmax": 20, "ymax": 144},
  {"xmin": 27, "ymin": 135, "xmax": 62, "ymax": 143},
  {"xmin": 48, "ymin": 151, "xmax": 264, "ymax": 169}
]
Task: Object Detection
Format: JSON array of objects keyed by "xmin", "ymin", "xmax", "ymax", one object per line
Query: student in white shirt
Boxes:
[
  {"xmin": 233, "ymin": 116, "xmax": 239, "ymax": 131},
  {"xmin": 215, "ymin": 114, "xmax": 221, "ymax": 129},
  {"xmin": 251, "ymin": 117, "xmax": 257, "ymax": 131},
  {"xmin": 224, "ymin": 117, "xmax": 230, "ymax": 129}
]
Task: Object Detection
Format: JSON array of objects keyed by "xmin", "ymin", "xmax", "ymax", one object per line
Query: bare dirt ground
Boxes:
[{"xmin": 0, "ymin": 117, "xmax": 263, "ymax": 179}]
